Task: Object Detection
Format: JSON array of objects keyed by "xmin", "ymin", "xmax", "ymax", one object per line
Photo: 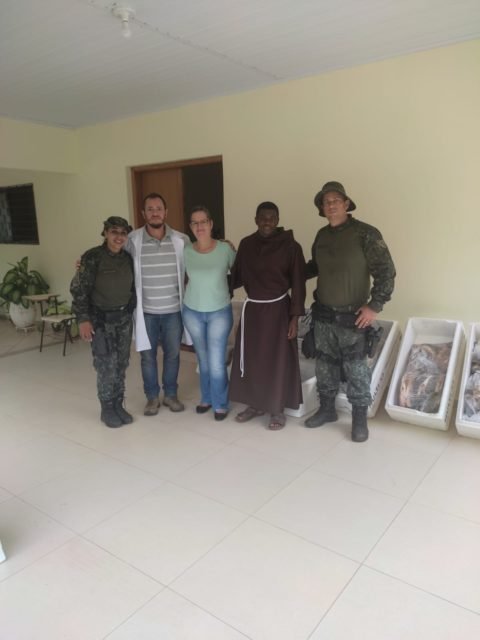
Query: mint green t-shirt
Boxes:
[{"xmin": 183, "ymin": 241, "xmax": 236, "ymax": 312}]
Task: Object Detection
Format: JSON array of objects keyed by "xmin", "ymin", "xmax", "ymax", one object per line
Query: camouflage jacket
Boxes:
[
  {"xmin": 307, "ymin": 216, "xmax": 395, "ymax": 312},
  {"xmin": 70, "ymin": 244, "xmax": 136, "ymax": 323}
]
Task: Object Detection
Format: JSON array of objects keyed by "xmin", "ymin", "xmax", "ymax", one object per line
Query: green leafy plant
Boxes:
[{"xmin": 0, "ymin": 257, "xmax": 49, "ymax": 310}]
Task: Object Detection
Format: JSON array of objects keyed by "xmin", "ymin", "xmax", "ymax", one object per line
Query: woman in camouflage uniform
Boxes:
[{"xmin": 71, "ymin": 216, "xmax": 136, "ymax": 428}]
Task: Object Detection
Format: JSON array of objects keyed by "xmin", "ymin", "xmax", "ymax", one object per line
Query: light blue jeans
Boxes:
[{"xmin": 182, "ymin": 304, "xmax": 233, "ymax": 412}]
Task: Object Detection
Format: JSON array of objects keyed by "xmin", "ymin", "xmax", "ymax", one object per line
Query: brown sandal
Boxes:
[
  {"xmin": 268, "ymin": 413, "xmax": 286, "ymax": 430},
  {"xmin": 235, "ymin": 406, "xmax": 265, "ymax": 423}
]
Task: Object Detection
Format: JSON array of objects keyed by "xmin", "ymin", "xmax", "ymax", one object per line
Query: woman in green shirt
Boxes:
[{"xmin": 182, "ymin": 206, "xmax": 236, "ymax": 420}]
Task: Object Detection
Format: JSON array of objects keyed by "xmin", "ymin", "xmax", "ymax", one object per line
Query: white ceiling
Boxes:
[{"xmin": 1, "ymin": 0, "xmax": 479, "ymax": 129}]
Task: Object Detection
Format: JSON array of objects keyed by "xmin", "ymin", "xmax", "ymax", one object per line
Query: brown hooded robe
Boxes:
[{"xmin": 229, "ymin": 228, "xmax": 306, "ymax": 414}]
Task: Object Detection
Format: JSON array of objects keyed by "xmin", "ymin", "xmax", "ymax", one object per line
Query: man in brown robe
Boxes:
[{"xmin": 229, "ymin": 201, "xmax": 306, "ymax": 430}]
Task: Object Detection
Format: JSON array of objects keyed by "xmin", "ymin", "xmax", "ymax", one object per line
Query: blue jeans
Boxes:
[
  {"xmin": 182, "ymin": 304, "xmax": 233, "ymax": 412},
  {"xmin": 140, "ymin": 311, "xmax": 183, "ymax": 399}
]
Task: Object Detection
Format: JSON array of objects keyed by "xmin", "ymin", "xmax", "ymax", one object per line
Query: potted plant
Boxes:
[{"xmin": 0, "ymin": 257, "xmax": 49, "ymax": 328}]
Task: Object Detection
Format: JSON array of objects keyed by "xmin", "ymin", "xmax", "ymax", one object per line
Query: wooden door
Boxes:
[
  {"xmin": 133, "ymin": 167, "xmax": 184, "ymax": 231},
  {"xmin": 131, "ymin": 156, "xmax": 223, "ymax": 234}
]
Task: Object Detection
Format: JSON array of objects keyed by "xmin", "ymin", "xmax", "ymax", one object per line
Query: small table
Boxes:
[
  {"xmin": 24, "ymin": 293, "xmax": 60, "ymax": 316},
  {"xmin": 24, "ymin": 294, "xmax": 74, "ymax": 356},
  {"xmin": 39, "ymin": 313, "xmax": 75, "ymax": 356}
]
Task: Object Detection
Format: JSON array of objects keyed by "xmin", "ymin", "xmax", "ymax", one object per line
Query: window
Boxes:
[{"xmin": 0, "ymin": 183, "xmax": 39, "ymax": 244}]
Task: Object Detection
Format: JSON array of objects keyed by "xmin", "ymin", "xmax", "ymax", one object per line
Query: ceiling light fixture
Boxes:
[{"xmin": 111, "ymin": 5, "xmax": 135, "ymax": 39}]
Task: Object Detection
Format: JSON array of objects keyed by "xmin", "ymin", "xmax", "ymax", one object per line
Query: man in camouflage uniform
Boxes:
[
  {"xmin": 304, "ymin": 181, "xmax": 395, "ymax": 442},
  {"xmin": 71, "ymin": 216, "xmax": 136, "ymax": 428}
]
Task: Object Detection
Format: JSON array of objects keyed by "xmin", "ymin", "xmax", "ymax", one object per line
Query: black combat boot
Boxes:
[
  {"xmin": 304, "ymin": 396, "xmax": 338, "ymax": 428},
  {"xmin": 351, "ymin": 405, "xmax": 369, "ymax": 442},
  {"xmin": 100, "ymin": 400, "xmax": 123, "ymax": 428},
  {"xmin": 114, "ymin": 396, "xmax": 134, "ymax": 424}
]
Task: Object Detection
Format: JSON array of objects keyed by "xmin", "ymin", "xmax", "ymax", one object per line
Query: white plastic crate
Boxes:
[
  {"xmin": 455, "ymin": 323, "xmax": 480, "ymax": 439},
  {"xmin": 285, "ymin": 319, "xmax": 401, "ymax": 419},
  {"xmin": 385, "ymin": 318, "xmax": 465, "ymax": 430}
]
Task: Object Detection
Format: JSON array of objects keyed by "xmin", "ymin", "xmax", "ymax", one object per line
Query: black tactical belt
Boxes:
[
  {"xmin": 312, "ymin": 302, "xmax": 359, "ymax": 329},
  {"xmin": 93, "ymin": 305, "xmax": 131, "ymax": 323}
]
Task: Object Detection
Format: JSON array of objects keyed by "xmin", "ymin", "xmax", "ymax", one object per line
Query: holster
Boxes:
[
  {"xmin": 365, "ymin": 326, "xmax": 383, "ymax": 358},
  {"xmin": 301, "ymin": 327, "xmax": 316, "ymax": 359},
  {"xmin": 91, "ymin": 327, "xmax": 109, "ymax": 356}
]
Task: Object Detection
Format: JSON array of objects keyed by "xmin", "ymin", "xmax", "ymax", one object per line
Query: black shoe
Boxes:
[
  {"xmin": 214, "ymin": 411, "xmax": 228, "ymax": 421},
  {"xmin": 351, "ymin": 405, "xmax": 369, "ymax": 442},
  {"xmin": 304, "ymin": 397, "xmax": 338, "ymax": 428},
  {"xmin": 196, "ymin": 404, "xmax": 212, "ymax": 414},
  {"xmin": 100, "ymin": 401, "xmax": 123, "ymax": 428},
  {"xmin": 114, "ymin": 397, "xmax": 134, "ymax": 424}
]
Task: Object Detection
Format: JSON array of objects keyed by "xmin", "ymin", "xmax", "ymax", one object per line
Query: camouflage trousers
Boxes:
[
  {"xmin": 314, "ymin": 320, "xmax": 372, "ymax": 406},
  {"xmin": 91, "ymin": 313, "xmax": 133, "ymax": 403}
]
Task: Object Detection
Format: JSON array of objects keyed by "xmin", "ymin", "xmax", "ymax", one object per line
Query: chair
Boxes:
[{"xmin": 39, "ymin": 314, "xmax": 75, "ymax": 356}]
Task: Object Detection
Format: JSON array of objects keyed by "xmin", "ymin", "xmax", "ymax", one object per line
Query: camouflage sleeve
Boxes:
[
  {"xmin": 362, "ymin": 226, "xmax": 396, "ymax": 312},
  {"xmin": 70, "ymin": 247, "xmax": 100, "ymax": 323}
]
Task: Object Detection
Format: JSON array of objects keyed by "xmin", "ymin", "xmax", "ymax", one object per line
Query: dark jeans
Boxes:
[{"xmin": 140, "ymin": 311, "xmax": 183, "ymax": 399}]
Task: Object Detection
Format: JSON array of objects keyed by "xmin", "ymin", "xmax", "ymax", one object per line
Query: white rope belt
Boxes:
[{"xmin": 240, "ymin": 292, "xmax": 288, "ymax": 377}]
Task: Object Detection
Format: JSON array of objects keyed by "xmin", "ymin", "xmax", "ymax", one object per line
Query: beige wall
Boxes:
[
  {"xmin": 0, "ymin": 117, "xmax": 78, "ymax": 173},
  {"xmin": 1, "ymin": 40, "xmax": 479, "ymax": 326},
  {"xmin": 0, "ymin": 169, "xmax": 79, "ymax": 298},
  {"xmin": 0, "ymin": 119, "xmax": 80, "ymax": 300}
]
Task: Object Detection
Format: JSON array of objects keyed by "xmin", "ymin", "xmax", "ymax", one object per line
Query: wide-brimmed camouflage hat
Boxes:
[
  {"xmin": 102, "ymin": 216, "xmax": 132, "ymax": 235},
  {"xmin": 314, "ymin": 181, "xmax": 356, "ymax": 217}
]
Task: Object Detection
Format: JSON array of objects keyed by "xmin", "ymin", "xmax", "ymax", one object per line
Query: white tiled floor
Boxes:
[{"xmin": 1, "ymin": 319, "xmax": 480, "ymax": 639}]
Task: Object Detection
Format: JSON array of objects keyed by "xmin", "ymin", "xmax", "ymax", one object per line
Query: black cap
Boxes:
[{"xmin": 102, "ymin": 216, "xmax": 132, "ymax": 235}]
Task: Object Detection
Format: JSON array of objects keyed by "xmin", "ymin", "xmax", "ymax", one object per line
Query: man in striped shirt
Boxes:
[{"xmin": 128, "ymin": 193, "xmax": 190, "ymax": 416}]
